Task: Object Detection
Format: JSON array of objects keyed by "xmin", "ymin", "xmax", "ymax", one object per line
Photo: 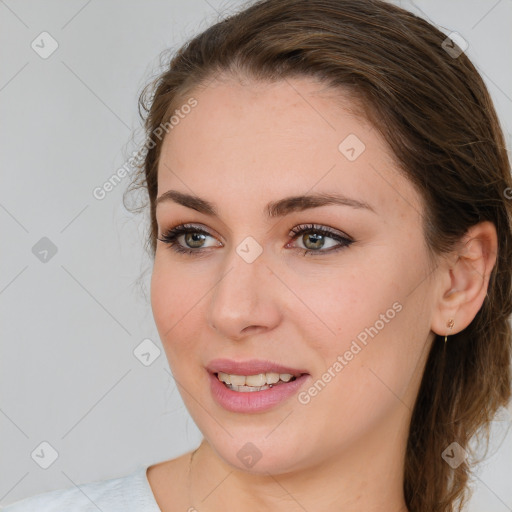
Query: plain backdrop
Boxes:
[{"xmin": 1, "ymin": 0, "xmax": 511, "ymax": 509}]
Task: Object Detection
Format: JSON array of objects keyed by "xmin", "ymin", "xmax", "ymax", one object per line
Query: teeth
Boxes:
[
  {"xmin": 266, "ymin": 372, "xmax": 280, "ymax": 384},
  {"xmin": 216, "ymin": 372, "xmax": 297, "ymax": 387},
  {"xmin": 245, "ymin": 374, "xmax": 267, "ymax": 387},
  {"xmin": 218, "ymin": 372, "xmax": 231, "ymax": 384},
  {"xmin": 235, "ymin": 385, "xmax": 268, "ymax": 392},
  {"xmin": 229, "ymin": 374, "xmax": 245, "ymax": 386}
]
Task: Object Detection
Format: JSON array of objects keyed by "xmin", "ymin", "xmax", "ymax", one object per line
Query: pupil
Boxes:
[
  {"xmin": 186, "ymin": 233, "xmax": 205, "ymax": 248},
  {"xmin": 304, "ymin": 233, "xmax": 324, "ymax": 249}
]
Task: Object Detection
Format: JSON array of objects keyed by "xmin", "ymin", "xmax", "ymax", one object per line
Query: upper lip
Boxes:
[{"xmin": 206, "ymin": 358, "xmax": 308, "ymax": 377}]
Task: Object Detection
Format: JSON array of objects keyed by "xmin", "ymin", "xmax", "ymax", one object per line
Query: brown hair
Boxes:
[{"xmin": 125, "ymin": 1, "xmax": 512, "ymax": 510}]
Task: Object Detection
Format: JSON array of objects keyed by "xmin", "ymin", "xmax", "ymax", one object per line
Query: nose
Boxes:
[{"xmin": 206, "ymin": 245, "xmax": 282, "ymax": 340}]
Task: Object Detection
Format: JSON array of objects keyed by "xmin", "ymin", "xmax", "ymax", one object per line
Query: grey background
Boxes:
[{"xmin": 1, "ymin": 0, "xmax": 511, "ymax": 509}]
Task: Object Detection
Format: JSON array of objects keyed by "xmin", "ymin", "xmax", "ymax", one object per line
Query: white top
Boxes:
[{"xmin": 1, "ymin": 465, "xmax": 161, "ymax": 511}]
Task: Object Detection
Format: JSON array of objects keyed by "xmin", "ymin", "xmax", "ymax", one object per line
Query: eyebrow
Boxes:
[{"xmin": 155, "ymin": 190, "xmax": 376, "ymax": 218}]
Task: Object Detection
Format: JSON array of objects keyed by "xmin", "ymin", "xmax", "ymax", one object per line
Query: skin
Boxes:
[{"xmin": 148, "ymin": 75, "xmax": 498, "ymax": 512}]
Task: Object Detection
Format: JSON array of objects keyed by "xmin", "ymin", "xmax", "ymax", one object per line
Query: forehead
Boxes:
[{"xmin": 156, "ymin": 76, "xmax": 423, "ymax": 222}]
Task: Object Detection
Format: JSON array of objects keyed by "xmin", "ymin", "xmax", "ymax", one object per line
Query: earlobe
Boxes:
[{"xmin": 430, "ymin": 221, "xmax": 498, "ymax": 338}]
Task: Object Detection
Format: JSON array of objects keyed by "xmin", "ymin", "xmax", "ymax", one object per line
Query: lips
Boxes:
[
  {"xmin": 208, "ymin": 371, "xmax": 310, "ymax": 413},
  {"xmin": 204, "ymin": 358, "xmax": 311, "ymax": 412},
  {"xmin": 206, "ymin": 358, "xmax": 308, "ymax": 377}
]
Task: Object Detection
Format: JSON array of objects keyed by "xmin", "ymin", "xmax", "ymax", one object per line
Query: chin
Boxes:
[{"xmin": 204, "ymin": 427, "xmax": 313, "ymax": 475}]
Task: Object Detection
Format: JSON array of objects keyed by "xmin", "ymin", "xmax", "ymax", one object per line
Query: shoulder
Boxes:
[{"xmin": 1, "ymin": 465, "xmax": 159, "ymax": 512}]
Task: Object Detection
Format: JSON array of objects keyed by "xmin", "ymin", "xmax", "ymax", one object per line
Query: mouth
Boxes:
[
  {"xmin": 206, "ymin": 359, "xmax": 310, "ymax": 411},
  {"xmin": 214, "ymin": 371, "xmax": 302, "ymax": 392},
  {"xmin": 206, "ymin": 358, "xmax": 308, "ymax": 391}
]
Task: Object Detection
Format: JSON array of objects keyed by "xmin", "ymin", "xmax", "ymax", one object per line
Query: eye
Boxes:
[
  {"xmin": 286, "ymin": 223, "xmax": 354, "ymax": 256},
  {"xmin": 157, "ymin": 223, "xmax": 221, "ymax": 256},
  {"xmin": 157, "ymin": 223, "xmax": 354, "ymax": 256}
]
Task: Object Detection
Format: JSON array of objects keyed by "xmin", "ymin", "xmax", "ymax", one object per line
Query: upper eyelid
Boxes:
[
  {"xmin": 155, "ymin": 207, "xmax": 353, "ymax": 236},
  {"xmin": 289, "ymin": 223, "xmax": 351, "ymax": 238}
]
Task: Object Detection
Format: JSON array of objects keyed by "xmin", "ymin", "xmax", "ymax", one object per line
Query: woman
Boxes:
[{"xmin": 4, "ymin": 0, "xmax": 511, "ymax": 511}]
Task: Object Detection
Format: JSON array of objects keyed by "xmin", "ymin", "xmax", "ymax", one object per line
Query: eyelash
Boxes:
[{"xmin": 157, "ymin": 223, "xmax": 354, "ymax": 257}]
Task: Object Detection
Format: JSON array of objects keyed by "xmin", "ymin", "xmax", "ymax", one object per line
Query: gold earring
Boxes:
[{"xmin": 444, "ymin": 318, "xmax": 454, "ymax": 344}]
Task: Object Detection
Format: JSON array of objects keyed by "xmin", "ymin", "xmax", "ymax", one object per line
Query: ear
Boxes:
[{"xmin": 431, "ymin": 221, "xmax": 498, "ymax": 337}]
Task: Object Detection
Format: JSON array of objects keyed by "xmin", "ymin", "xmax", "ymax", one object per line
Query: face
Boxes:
[{"xmin": 151, "ymin": 75, "xmax": 439, "ymax": 475}]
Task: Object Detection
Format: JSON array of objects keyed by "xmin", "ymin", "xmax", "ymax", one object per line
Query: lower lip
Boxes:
[{"xmin": 208, "ymin": 372, "xmax": 310, "ymax": 413}]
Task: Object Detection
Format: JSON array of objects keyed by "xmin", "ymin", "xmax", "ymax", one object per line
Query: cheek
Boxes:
[
  {"xmin": 295, "ymin": 257, "xmax": 421, "ymax": 395},
  {"xmin": 150, "ymin": 258, "xmax": 202, "ymax": 351},
  {"xmin": 150, "ymin": 261, "xmax": 176, "ymax": 335},
  {"xmin": 302, "ymin": 264, "xmax": 431, "ymax": 425},
  {"xmin": 294, "ymin": 262, "xmax": 402, "ymax": 354}
]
